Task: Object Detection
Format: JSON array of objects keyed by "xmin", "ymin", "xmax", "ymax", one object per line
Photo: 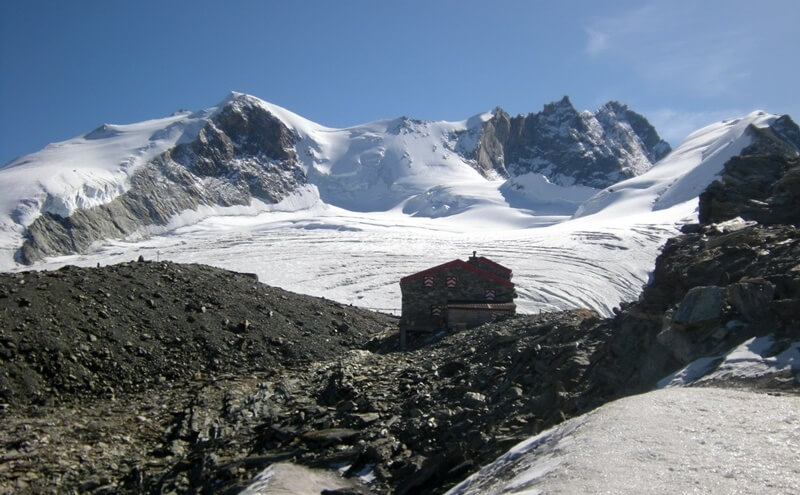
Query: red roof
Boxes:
[
  {"xmin": 400, "ymin": 259, "xmax": 515, "ymax": 288},
  {"xmin": 447, "ymin": 302, "xmax": 516, "ymax": 310},
  {"xmin": 473, "ymin": 256, "xmax": 512, "ymax": 275}
]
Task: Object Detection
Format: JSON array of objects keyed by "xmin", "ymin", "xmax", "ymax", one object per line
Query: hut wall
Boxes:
[{"xmin": 400, "ymin": 264, "xmax": 515, "ymax": 332}]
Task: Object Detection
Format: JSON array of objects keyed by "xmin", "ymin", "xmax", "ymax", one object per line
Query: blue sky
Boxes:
[{"xmin": 1, "ymin": 0, "xmax": 798, "ymax": 165}]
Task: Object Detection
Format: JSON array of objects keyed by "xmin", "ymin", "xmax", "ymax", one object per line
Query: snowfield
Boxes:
[
  {"xmin": 15, "ymin": 202, "xmax": 687, "ymax": 317},
  {"xmin": 445, "ymin": 387, "xmax": 800, "ymax": 495}
]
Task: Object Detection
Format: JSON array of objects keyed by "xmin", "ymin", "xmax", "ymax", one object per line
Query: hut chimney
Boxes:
[{"xmin": 472, "ymin": 250, "xmax": 477, "ymax": 258}]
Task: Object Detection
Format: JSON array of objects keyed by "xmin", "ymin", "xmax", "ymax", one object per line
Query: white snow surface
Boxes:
[
  {"xmin": 15, "ymin": 206, "xmax": 684, "ymax": 317},
  {"xmin": 446, "ymin": 387, "xmax": 800, "ymax": 495},
  {"xmin": 0, "ymin": 95, "xmax": 782, "ymax": 317},
  {"xmin": 238, "ymin": 462, "xmax": 360, "ymax": 495},
  {"xmin": 0, "ymin": 99, "xmax": 226, "ymax": 267},
  {"xmin": 659, "ymin": 336, "xmax": 800, "ymax": 388}
]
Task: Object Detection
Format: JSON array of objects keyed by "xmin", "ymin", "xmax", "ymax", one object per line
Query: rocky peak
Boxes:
[
  {"xmin": 473, "ymin": 108, "xmax": 512, "ymax": 176},
  {"xmin": 472, "ymin": 97, "xmax": 671, "ymax": 187},
  {"xmin": 200, "ymin": 95, "xmax": 297, "ymax": 161},
  {"xmin": 595, "ymin": 101, "xmax": 671, "ymax": 164},
  {"xmin": 538, "ymin": 95, "xmax": 579, "ymax": 119},
  {"xmin": 741, "ymin": 114, "xmax": 800, "ymax": 157},
  {"xmin": 169, "ymin": 95, "xmax": 303, "ymax": 194},
  {"xmin": 18, "ymin": 95, "xmax": 307, "ymax": 264}
]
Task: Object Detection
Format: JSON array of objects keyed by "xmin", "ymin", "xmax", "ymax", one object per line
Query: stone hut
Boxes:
[{"xmin": 399, "ymin": 252, "xmax": 516, "ymax": 347}]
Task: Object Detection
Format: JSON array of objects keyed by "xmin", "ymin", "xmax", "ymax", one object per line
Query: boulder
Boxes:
[{"xmin": 672, "ymin": 286, "xmax": 726, "ymax": 328}]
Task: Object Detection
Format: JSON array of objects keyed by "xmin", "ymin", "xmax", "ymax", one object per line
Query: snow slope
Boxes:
[
  {"xmin": 574, "ymin": 111, "xmax": 778, "ymax": 220},
  {"xmin": 0, "ymin": 108, "xmax": 221, "ymax": 226},
  {"xmin": 446, "ymin": 387, "xmax": 800, "ymax": 495},
  {"xmin": 272, "ymin": 102, "xmax": 503, "ymax": 215}
]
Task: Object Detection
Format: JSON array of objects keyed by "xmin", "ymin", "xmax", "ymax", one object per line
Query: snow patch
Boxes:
[
  {"xmin": 239, "ymin": 462, "xmax": 359, "ymax": 495},
  {"xmin": 446, "ymin": 388, "xmax": 800, "ymax": 494},
  {"xmin": 658, "ymin": 336, "xmax": 800, "ymax": 388}
]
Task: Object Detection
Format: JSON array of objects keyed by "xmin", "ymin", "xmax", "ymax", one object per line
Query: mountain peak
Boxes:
[
  {"xmin": 597, "ymin": 100, "xmax": 629, "ymax": 114},
  {"xmin": 540, "ymin": 95, "xmax": 576, "ymax": 115}
]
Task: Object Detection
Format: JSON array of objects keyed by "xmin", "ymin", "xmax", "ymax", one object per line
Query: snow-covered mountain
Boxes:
[
  {"xmin": 0, "ymin": 92, "xmax": 671, "ymax": 267},
  {"xmin": 1, "ymin": 93, "xmax": 799, "ymax": 319}
]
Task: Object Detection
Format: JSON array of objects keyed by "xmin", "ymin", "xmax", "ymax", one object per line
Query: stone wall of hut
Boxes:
[{"xmin": 400, "ymin": 264, "xmax": 515, "ymax": 332}]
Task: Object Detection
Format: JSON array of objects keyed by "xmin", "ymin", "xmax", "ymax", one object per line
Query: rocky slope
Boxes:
[
  {"xmin": 0, "ymin": 260, "xmax": 395, "ymax": 407},
  {"xmin": 589, "ymin": 151, "xmax": 800, "ymax": 396}
]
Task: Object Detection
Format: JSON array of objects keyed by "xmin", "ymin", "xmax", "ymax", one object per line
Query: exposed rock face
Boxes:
[
  {"xmin": 671, "ymin": 286, "xmax": 726, "ymax": 328},
  {"xmin": 19, "ymin": 96, "xmax": 305, "ymax": 264},
  {"xmin": 699, "ymin": 154, "xmax": 800, "ymax": 225},
  {"xmin": 471, "ymin": 97, "xmax": 671, "ymax": 186},
  {"xmin": 695, "ymin": 114, "xmax": 800, "ymax": 228}
]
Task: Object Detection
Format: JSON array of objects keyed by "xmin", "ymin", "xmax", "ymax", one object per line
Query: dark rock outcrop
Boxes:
[
  {"xmin": 699, "ymin": 155, "xmax": 800, "ymax": 225},
  {"xmin": 471, "ymin": 97, "xmax": 670, "ymax": 187}
]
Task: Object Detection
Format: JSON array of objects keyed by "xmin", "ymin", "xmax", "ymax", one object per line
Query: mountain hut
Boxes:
[{"xmin": 399, "ymin": 252, "xmax": 516, "ymax": 347}]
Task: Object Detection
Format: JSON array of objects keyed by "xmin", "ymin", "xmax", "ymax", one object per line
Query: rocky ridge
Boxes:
[
  {"xmin": 584, "ymin": 150, "xmax": 800, "ymax": 399},
  {"xmin": 472, "ymin": 97, "xmax": 671, "ymax": 186}
]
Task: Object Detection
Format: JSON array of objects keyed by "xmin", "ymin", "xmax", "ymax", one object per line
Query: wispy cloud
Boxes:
[
  {"xmin": 584, "ymin": 28, "xmax": 609, "ymax": 56},
  {"xmin": 584, "ymin": 4, "xmax": 755, "ymax": 96}
]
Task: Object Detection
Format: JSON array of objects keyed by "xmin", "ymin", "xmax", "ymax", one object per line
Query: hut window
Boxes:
[
  {"xmin": 431, "ymin": 305, "xmax": 443, "ymax": 316},
  {"xmin": 423, "ymin": 276, "xmax": 434, "ymax": 288},
  {"xmin": 446, "ymin": 276, "xmax": 457, "ymax": 288},
  {"xmin": 485, "ymin": 288, "xmax": 496, "ymax": 301}
]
